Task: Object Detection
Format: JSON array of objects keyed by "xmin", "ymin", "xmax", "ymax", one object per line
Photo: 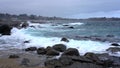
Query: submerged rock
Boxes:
[
  {"xmin": 68, "ymin": 26, "xmax": 74, "ymax": 29},
  {"xmin": 0, "ymin": 24, "xmax": 12, "ymax": 35},
  {"xmin": 61, "ymin": 37, "xmax": 69, "ymax": 42},
  {"xmin": 53, "ymin": 44, "xmax": 67, "ymax": 52},
  {"xmin": 62, "ymin": 48, "xmax": 80, "ymax": 56}
]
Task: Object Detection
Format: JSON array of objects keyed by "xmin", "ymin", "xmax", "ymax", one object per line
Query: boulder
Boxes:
[
  {"xmin": 25, "ymin": 47, "xmax": 37, "ymax": 51},
  {"xmin": 46, "ymin": 48, "xmax": 59, "ymax": 56},
  {"xmin": 61, "ymin": 37, "xmax": 69, "ymax": 42},
  {"xmin": 62, "ymin": 48, "xmax": 80, "ymax": 56},
  {"xmin": 37, "ymin": 47, "xmax": 46, "ymax": 55},
  {"xmin": 9, "ymin": 54, "xmax": 19, "ymax": 58},
  {"xmin": 84, "ymin": 52, "xmax": 102, "ymax": 64},
  {"xmin": 106, "ymin": 47, "xmax": 120, "ymax": 53},
  {"xmin": 111, "ymin": 43, "xmax": 120, "ymax": 46},
  {"xmin": 53, "ymin": 44, "xmax": 67, "ymax": 52},
  {"xmin": 0, "ymin": 24, "xmax": 12, "ymax": 35}
]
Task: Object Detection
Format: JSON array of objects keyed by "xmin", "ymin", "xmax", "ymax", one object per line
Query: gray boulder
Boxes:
[{"xmin": 53, "ymin": 44, "xmax": 67, "ymax": 52}]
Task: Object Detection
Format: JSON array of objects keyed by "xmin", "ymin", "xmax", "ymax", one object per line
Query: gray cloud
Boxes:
[{"xmin": 0, "ymin": 0, "xmax": 120, "ymax": 18}]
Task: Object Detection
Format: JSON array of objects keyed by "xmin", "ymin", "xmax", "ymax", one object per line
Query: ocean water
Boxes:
[{"xmin": 0, "ymin": 21, "xmax": 120, "ymax": 56}]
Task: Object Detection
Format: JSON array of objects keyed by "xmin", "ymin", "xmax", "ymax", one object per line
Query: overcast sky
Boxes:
[{"xmin": 0, "ymin": 0, "xmax": 120, "ymax": 18}]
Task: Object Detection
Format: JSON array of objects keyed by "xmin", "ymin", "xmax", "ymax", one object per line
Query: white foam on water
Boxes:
[
  {"xmin": 0, "ymin": 26, "xmax": 119, "ymax": 56},
  {"xmin": 68, "ymin": 22, "xmax": 84, "ymax": 25}
]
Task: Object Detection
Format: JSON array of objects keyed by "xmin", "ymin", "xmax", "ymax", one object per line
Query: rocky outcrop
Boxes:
[
  {"xmin": 62, "ymin": 48, "xmax": 80, "ymax": 56},
  {"xmin": 53, "ymin": 44, "xmax": 67, "ymax": 52},
  {"xmin": 0, "ymin": 24, "xmax": 12, "ymax": 35}
]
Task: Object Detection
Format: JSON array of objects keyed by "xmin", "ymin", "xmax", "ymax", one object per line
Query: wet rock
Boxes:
[
  {"xmin": 21, "ymin": 22, "xmax": 29, "ymax": 28},
  {"xmin": 61, "ymin": 37, "xmax": 69, "ymax": 42},
  {"xmin": 63, "ymin": 25, "xmax": 69, "ymax": 26},
  {"xmin": 0, "ymin": 24, "xmax": 12, "ymax": 35},
  {"xmin": 62, "ymin": 48, "xmax": 80, "ymax": 56},
  {"xmin": 53, "ymin": 44, "xmax": 67, "ymax": 52},
  {"xmin": 106, "ymin": 47, "xmax": 120, "ymax": 53},
  {"xmin": 84, "ymin": 52, "xmax": 102, "ymax": 64},
  {"xmin": 37, "ymin": 47, "xmax": 46, "ymax": 55},
  {"xmin": 9, "ymin": 54, "xmax": 19, "ymax": 58},
  {"xmin": 46, "ymin": 48, "xmax": 59, "ymax": 56},
  {"xmin": 25, "ymin": 47, "xmax": 37, "ymax": 51},
  {"xmin": 111, "ymin": 43, "xmax": 120, "ymax": 46}
]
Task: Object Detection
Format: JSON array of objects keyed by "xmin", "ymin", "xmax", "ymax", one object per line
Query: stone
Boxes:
[
  {"xmin": 106, "ymin": 47, "xmax": 120, "ymax": 53},
  {"xmin": 53, "ymin": 44, "xmax": 67, "ymax": 52},
  {"xmin": 25, "ymin": 47, "xmax": 37, "ymax": 51},
  {"xmin": 62, "ymin": 48, "xmax": 80, "ymax": 56},
  {"xmin": 111, "ymin": 43, "xmax": 120, "ymax": 46},
  {"xmin": 37, "ymin": 47, "xmax": 46, "ymax": 55},
  {"xmin": 46, "ymin": 48, "xmax": 59, "ymax": 56},
  {"xmin": 61, "ymin": 37, "xmax": 69, "ymax": 42},
  {"xmin": 9, "ymin": 54, "xmax": 19, "ymax": 58}
]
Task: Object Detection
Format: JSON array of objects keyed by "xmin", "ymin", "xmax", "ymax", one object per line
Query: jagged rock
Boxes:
[
  {"xmin": 53, "ymin": 44, "xmax": 67, "ymax": 52},
  {"xmin": 9, "ymin": 54, "xmax": 19, "ymax": 58},
  {"xmin": 24, "ymin": 40, "xmax": 30, "ymax": 43},
  {"xmin": 25, "ymin": 47, "xmax": 37, "ymax": 51},
  {"xmin": 37, "ymin": 47, "xmax": 46, "ymax": 55},
  {"xmin": 62, "ymin": 48, "xmax": 80, "ymax": 56},
  {"xmin": 0, "ymin": 24, "xmax": 12, "ymax": 35},
  {"xmin": 106, "ymin": 47, "xmax": 120, "ymax": 53},
  {"xmin": 61, "ymin": 37, "xmax": 69, "ymax": 42},
  {"xmin": 46, "ymin": 48, "xmax": 59, "ymax": 56}
]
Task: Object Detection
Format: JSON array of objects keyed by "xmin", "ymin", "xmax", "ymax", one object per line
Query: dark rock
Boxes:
[
  {"xmin": 9, "ymin": 54, "xmax": 19, "ymax": 58},
  {"xmin": 53, "ymin": 44, "xmax": 67, "ymax": 52},
  {"xmin": 61, "ymin": 37, "xmax": 69, "ymax": 42},
  {"xmin": 20, "ymin": 58, "xmax": 30, "ymax": 66},
  {"xmin": 62, "ymin": 48, "xmax": 80, "ymax": 56},
  {"xmin": 63, "ymin": 25, "xmax": 69, "ymax": 26},
  {"xmin": 84, "ymin": 52, "xmax": 102, "ymax": 64},
  {"xmin": 106, "ymin": 35, "xmax": 114, "ymax": 37},
  {"xmin": 46, "ymin": 46, "xmax": 52, "ymax": 51},
  {"xmin": 37, "ymin": 47, "xmax": 46, "ymax": 55},
  {"xmin": 24, "ymin": 40, "xmax": 30, "ymax": 43},
  {"xmin": 25, "ymin": 47, "xmax": 37, "ymax": 51},
  {"xmin": 59, "ymin": 56, "xmax": 73, "ymax": 66},
  {"xmin": 64, "ymin": 62, "xmax": 104, "ymax": 68},
  {"xmin": 21, "ymin": 22, "xmax": 29, "ymax": 28},
  {"xmin": 46, "ymin": 48, "xmax": 59, "ymax": 56},
  {"xmin": 45, "ymin": 59, "xmax": 62, "ymax": 68},
  {"xmin": 111, "ymin": 43, "xmax": 120, "ymax": 46},
  {"xmin": 0, "ymin": 24, "xmax": 12, "ymax": 35},
  {"xmin": 68, "ymin": 26, "xmax": 74, "ymax": 29},
  {"xmin": 106, "ymin": 47, "xmax": 120, "ymax": 53}
]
